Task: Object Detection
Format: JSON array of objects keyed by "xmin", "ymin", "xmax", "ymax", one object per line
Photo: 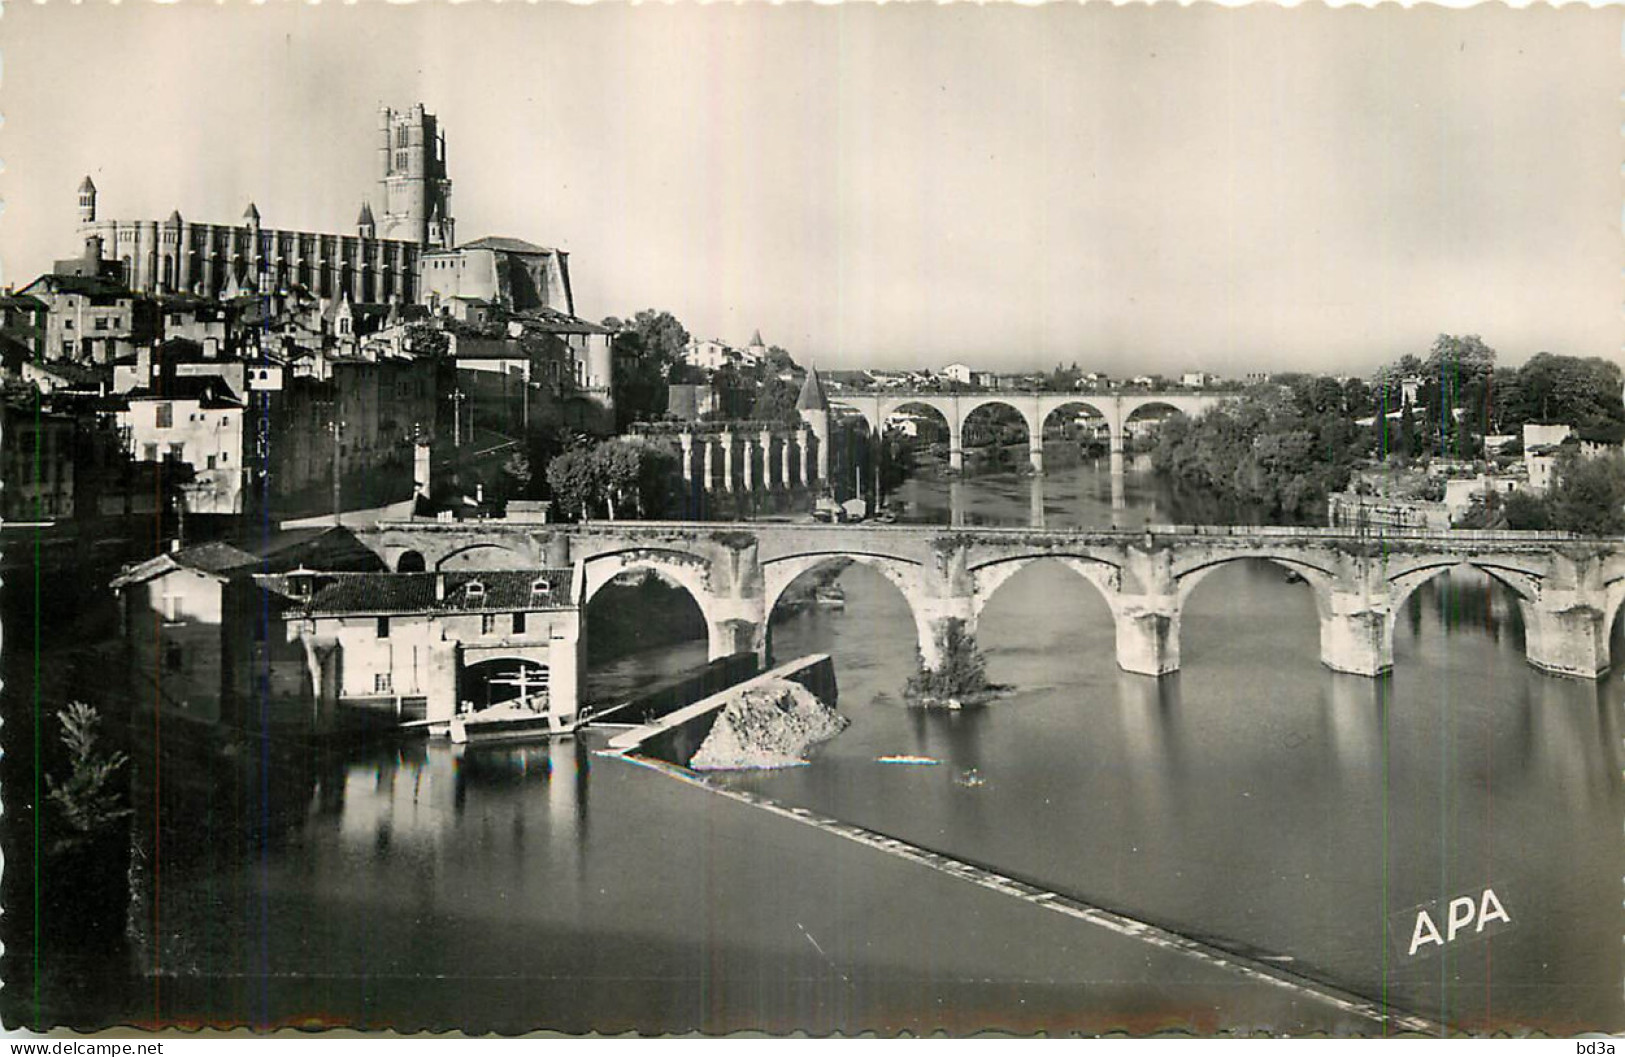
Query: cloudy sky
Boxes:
[{"xmin": 3, "ymin": 4, "xmax": 1618, "ymax": 376}]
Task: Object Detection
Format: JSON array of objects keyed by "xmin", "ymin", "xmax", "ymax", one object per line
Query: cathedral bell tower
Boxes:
[{"xmin": 377, "ymin": 103, "xmax": 454, "ymax": 248}]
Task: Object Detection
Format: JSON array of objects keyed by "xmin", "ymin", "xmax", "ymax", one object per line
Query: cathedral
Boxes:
[{"xmin": 73, "ymin": 104, "xmax": 453, "ymax": 304}]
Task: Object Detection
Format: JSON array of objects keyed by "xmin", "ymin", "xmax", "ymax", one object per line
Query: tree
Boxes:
[
  {"xmin": 751, "ymin": 376, "xmax": 805, "ymax": 428},
  {"xmin": 1503, "ymin": 491, "xmax": 1551, "ymax": 531},
  {"xmin": 764, "ymin": 345, "xmax": 798, "ymax": 375},
  {"xmin": 500, "ymin": 449, "xmax": 532, "ymax": 500},
  {"xmin": 47, "ymin": 703, "xmax": 131, "ymax": 855},
  {"xmin": 605, "ymin": 309, "xmax": 691, "ymax": 429},
  {"xmin": 905, "ymin": 618, "xmax": 991, "ymax": 704},
  {"xmin": 545, "ymin": 438, "xmax": 678, "ymax": 521},
  {"xmin": 595, "ymin": 437, "xmax": 676, "ymax": 520},
  {"xmin": 1547, "ymin": 452, "xmax": 1625, "ymax": 535},
  {"xmin": 545, "ymin": 445, "xmax": 602, "ymax": 521}
]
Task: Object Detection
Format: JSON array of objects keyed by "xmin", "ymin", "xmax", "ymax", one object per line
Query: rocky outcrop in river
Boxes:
[{"xmin": 689, "ymin": 678, "xmax": 848, "ymax": 771}]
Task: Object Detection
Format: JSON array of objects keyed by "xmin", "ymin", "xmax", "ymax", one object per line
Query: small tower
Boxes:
[
  {"xmin": 77, "ymin": 176, "xmax": 97, "ymax": 225},
  {"xmin": 797, "ymin": 365, "xmax": 831, "ymax": 484},
  {"xmin": 426, "ymin": 200, "xmax": 445, "ymax": 250},
  {"xmin": 243, "ymin": 202, "xmax": 261, "ymax": 229},
  {"xmin": 357, "ymin": 202, "xmax": 376, "ymax": 240}
]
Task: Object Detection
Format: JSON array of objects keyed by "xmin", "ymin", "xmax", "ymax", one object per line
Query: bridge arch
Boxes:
[
  {"xmin": 1038, "ymin": 400, "xmax": 1113, "ymax": 439},
  {"xmin": 1172, "ymin": 553, "xmax": 1339, "ymax": 612},
  {"xmin": 378, "ymin": 546, "xmax": 428, "ymax": 572},
  {"xmin": 435, "ymin": 542, "xmax": 534, "ymax": 571},
  {"xmin": 876, "ymin": 399, "xmax": 954, "ymax": 443},
  {"xmin": 970, "ymin": 554, "xmax": 1120, "ymax": 618},
  {"xmin": 761, "ymin": 552, "xmax": 928, "ymax": 666},
  {"xmin": 579, "ymin": 548, "xmax": 730, "ymax": 659},
  {"xmin": 959, "ymin": 396, "xmax": 1041, "ymax": 447},
  {"xmin": 1386, "ymin": 559, "xmax": 1542, "ymax": 618}
]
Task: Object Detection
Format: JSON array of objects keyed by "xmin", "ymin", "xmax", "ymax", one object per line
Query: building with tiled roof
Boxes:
[{"xmin": 244, "ymin": 566, "xmax": 583, "ymax": 731}]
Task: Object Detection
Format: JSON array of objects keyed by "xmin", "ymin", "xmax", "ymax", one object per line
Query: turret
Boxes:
[
  {"xmin": 797, "ymin": 366, "xmax": 831, "ymax": 483},
  {"xmin": 426, "ymin": 200, "xmax": 445, "ymax": 249},
  {"xmin": 243, "ymin": 202, "xmax": 261, "ymax": 229},
  {"xmin": 357, "ymin": 201, "xmax": 376, "ymax": 240},
  {"xmin": 77, "ymin": 176, "xmax": 97, "ymax": 225}
]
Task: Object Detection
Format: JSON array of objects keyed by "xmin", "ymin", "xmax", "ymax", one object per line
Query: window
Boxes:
[
  {"xmin": 396, "ymin": 126, "xmax": 408, "ymax": 148},
  {"xmin": 143, "ymin": 443, "xmax": 159, "ymax": 462},
  {"xmin": 155, "ymin": 403, "xmax": 173, "ymax": 428},
  {"xmin": 464, "ymin": 580, "xmax": 486, "ymax": 601},
  {"xmin": 374, "ymin": 672, "xmax": 393, "ymax": 694},
  {"xmin": 63, "ymin": 318, "xmax": 73, "ymax": 331},
  {"xmin": 168, "ymin": 442, "xmax": 184, "ymax": 461},
  {"xmin": 396, "ymin": 150, "xmax": 408, "ymax": 170},
  {"xmin": 162, "ymin": 594, "xmax": 179, "ymax": 621},
  {"xmin": 377, "ymin": 616, "xmax": 390, "ymax": 639},
  {"xmin": 512, "ymin": 612, "xmax": 526, "ymax": 635},
  {"xmin": 171, "ymin": 313, "xmax": 183, "ymax": 326},
  {"xmin": 94, "ymin": 317, "xmax": 108, "ymax": 331},
  {"xmin": 206, "ymin": 455, "xmax": 216, "ymax": 469},
  {"xmin": 220, "ymin": 450, "xmax": 228, "ymax": 464},
  {"xmin": 481, "ymin": 613, "xmax": 497, "ymax": 636}
]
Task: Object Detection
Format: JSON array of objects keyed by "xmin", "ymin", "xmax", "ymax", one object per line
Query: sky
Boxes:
[{"xmin": 3, "ymin": 3, "xmax": 1619, "ymax": 377}]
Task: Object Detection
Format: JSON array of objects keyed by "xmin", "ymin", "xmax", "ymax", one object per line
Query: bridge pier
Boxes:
[
  {"xmin": 1113, "ymin": 596, "xmax": 1181, "ymax": 676},
  {"xmin": 1317, "ymin": 600, "xmax": 1395, "ymax": 677},
  {"xmin": 914, "ymin": 597, "xmax": 977, "ymax": 672},
  {"xmin": 948, "ymin": 419, "xmax": 964, "ymax": 474},
  {"xmin": 1521, "ymin": 598, "xmax": 1610, "ymax": 679},
  {"xmin": 1028, "ymin": 438, "xmax": 1044, "ymax": 475},
  {"xmin": 706, "ymin": 594, "xmax": 769, "ymax": 663}
]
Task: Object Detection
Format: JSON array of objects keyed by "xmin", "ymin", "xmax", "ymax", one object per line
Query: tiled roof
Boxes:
[
  {"xmin": 514, "ymin": 306, "xmax": 611, "ymax": 336},
  {"xmin": 111, "ymin": 528, "xmax": 381, "ymax": 589},
  {"xmin": 29, "ymin": 360, "xmax": 104, "ymax": 388},
  {"xmin": 178, "ymin": 540, "xmax": 263, "ymax": 573},
  {"xmin": 125, "ymin": 374, "xmax": 244, "ymax": 408},
  {"xmin": 261, "ymin": 569, "xmax": 576, "ymax": 615},
  {"xmin": 460, "ymin": 236, "xmax": 557, "ymax": 255},
  {"xmin": 24, "ymin": 274, "xmax": 132, "ymax": 301}
]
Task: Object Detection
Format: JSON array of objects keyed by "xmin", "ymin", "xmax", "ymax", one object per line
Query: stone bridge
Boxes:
[
  {"xmin": 826, "ymin": 390, "xmax": 1226, "ymax": 473},
  {"xmin": 358, "ymin": 520, "xmax": 1625, "ymax": 681}
]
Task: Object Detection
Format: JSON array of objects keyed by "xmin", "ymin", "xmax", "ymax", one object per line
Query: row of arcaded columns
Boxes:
[{"xmin": 677, "ymin": 428, "xmax": 819, "ymax": 493}]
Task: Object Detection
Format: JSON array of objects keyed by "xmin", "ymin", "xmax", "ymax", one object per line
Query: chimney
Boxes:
[
  {"xmin": 435, "ymin": 572, "xmax": 446, "ymax": 602},
  {"xmin": 476, "ymin": 483, "xmax": 484, "ymax": 504},
  {"xmin": 136, "ymin": 345, "xmax": 152, "ymax": 385},
  {"xmin": 414, "ymin": 441, "xmax": 432, "ymax": 499}
]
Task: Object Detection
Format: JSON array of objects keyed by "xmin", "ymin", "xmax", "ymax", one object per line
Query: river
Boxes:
[{"xmin": 46, "ymin": 461, "xmax": 1623, "ymax": 1035}]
